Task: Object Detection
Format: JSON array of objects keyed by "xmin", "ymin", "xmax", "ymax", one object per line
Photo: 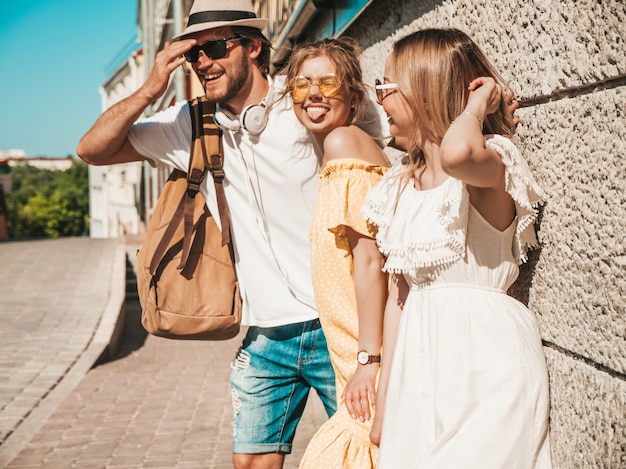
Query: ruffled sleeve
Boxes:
[
  {"xmin": 319, "ymin": 159, "xmax": 387, "ymax": 241},
  {"xmin": 486, "ymin": 134, "xmax": 547, "ymax": 263},
  {"xmin": 363, "ymin": 137, "xmax": 545, "ymax": 274},
  {"xmin": 361, "ymin": 164, "xmax": 405, "ymax": 235},
  {"xmin": 363, "ymin": 165, "xmax": 468, "ymax": 274}
]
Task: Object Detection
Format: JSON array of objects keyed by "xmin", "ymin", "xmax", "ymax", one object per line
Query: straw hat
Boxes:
[{"xmin": 174, "ymin": 0, "xmax": 268, "ymax": 39}]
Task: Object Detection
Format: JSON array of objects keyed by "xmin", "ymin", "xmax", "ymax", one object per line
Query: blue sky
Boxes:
[{"xmin": 0, "ymin": 1, "xmax": 138, "ymax": 157}]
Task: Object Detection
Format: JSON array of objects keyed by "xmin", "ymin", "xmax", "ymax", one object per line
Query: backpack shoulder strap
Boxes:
[
  {"xmin": 177, "ymin": 97, "xmax": 230, "ymax": 269},
  {"xmin": 148, "ymin": 100, "xmax": 200, "ymax": 274},
  {"xmin": 149, "ymin": 98, "xmax": 229, "ymax": 274},
  {"xmin": 187, "ymin": 96, "xmax": 206, "ymax": 188},
  {"xmin": 196, "ymin": 96, "xmax": 230, "ymax": 246}
]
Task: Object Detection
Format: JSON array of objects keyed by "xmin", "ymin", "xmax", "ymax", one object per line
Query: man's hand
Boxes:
[
  {"xmin": 76, "ymin": 39, "xmax": 197, "ymax": 166},
  {"xmin": 137, "ymin": 39, "xmax": 197, "ymax": 103}
]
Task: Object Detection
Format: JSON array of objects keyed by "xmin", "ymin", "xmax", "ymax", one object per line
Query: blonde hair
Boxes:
[
  {"xmin": 282, "ymin": 37, "xmax": 369, "ymax": 125},
  {"xmin": 391, "ymin": 28, "xmax": 515, "ymax": 168}
]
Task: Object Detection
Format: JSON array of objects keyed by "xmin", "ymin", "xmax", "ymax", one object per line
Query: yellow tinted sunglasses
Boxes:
[{"xmin": 288, "ymin": 74, "xmax": 342, "ymax": 104}]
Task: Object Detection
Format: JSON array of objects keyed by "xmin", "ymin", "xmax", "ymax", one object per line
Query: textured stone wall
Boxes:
[{"xmin": 346, "ymin": 0, "xmax": 626, "ymax": 467}]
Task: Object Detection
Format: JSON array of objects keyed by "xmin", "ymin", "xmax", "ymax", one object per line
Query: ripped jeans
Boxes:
[{"xmin": 230, "ymin": 318, "xmax": 337, "ymax": 454}]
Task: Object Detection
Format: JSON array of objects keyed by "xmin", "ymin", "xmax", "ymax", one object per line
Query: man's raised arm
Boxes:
[{"xmin": 76, "ymin": 39, "xmax": 196, "ymax": 166}]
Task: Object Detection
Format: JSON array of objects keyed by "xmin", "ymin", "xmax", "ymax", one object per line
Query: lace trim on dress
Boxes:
[
  {"xmin": 363, "ymin": 135, "xmax": 546, "ymax": 273},
  {"xmin": 362, "ymin": 164, "xmax": 404, "ymax": 231},
  {"xmin": 363, "ymin": 167, "xmax": 468, "ymax": 274},
  {"xmin": 485, "ymin": 135, "xmax": 547, "ymax": 264}
]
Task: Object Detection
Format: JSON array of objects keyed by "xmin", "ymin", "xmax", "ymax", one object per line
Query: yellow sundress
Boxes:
[{"xmin": 300, "ymin": 159, "xmax": 387, "ymax": 469}]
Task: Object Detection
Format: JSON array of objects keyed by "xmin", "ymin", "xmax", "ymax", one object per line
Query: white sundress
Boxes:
[{"xmin": 363, "ymin": 135, "xmax": 552, "ymax": 469}]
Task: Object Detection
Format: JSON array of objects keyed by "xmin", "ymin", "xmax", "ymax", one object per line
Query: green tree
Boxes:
[{"xmin": 6, "ymin": 161, "xmax": 89, "ymax": 239}]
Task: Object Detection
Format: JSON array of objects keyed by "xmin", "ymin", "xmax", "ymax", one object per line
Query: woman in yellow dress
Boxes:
[{"xmin": 283, "ymin": 37, "xmax": 390, "ymax": 468}]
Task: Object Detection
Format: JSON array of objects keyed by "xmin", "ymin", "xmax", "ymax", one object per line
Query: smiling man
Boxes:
[{"xmin": 76, "ymin": 1, "xmax": 338, "ymax": 468}]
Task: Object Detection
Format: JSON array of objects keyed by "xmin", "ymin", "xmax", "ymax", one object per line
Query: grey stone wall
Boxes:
[{"xmin": 347, "ymin": 0, "xmax": 626, "ymax": 467}]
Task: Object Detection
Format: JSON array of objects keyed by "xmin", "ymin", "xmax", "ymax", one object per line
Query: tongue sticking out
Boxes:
[{"xmin": 306, "ymin": 106, "xmax": 327, "ymax": 121}]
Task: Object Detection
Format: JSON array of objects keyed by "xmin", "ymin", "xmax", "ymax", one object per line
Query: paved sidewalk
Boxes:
[
  {"xmin": 0, "ymin": 238, "xmax": 126, "ymax": 464},
  {"xmin": 0, "ymin": 237, "xmax": 327, "ymax": 468}
]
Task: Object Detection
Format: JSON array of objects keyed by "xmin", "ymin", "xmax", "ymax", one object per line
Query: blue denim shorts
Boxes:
[{"xmin": 230, "ymin": 318, "xmax": 337, "ymax": 454}]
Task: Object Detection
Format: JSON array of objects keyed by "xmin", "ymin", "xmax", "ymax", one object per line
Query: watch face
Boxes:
[{"xmin": 357, "ymin": 351, "xmax": 369, "ymax": 364}]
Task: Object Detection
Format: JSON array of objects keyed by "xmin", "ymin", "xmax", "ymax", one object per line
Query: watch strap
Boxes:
[{"xmin": 357, "ymin": 350, "xmax": 381, "ymax": 364}]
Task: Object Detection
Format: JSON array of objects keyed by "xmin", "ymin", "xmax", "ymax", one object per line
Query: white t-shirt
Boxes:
[{"xmin": 129, "ymin": 76, "xmax": 321, "ymax": 327}]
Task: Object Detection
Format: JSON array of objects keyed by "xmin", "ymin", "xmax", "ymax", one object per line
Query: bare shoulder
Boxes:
[{"xmin": 323, "ymin": 125, "xmax": 390, "ymax": 166}]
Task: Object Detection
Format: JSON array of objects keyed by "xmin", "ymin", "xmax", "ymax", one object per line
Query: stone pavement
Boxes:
[{"xmin": 0, "ymin": 237, "xmax": 328, "ymax": 468}]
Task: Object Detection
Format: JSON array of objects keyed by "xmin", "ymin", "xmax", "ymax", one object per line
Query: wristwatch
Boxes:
[{"xmin": 357, "ymin": 350, "xmax": 381, "ymax": 365}]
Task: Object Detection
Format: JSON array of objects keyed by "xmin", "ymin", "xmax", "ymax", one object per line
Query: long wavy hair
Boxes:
[{"xmin": 391, "ymin": 28, "xmax": 516, "ymax": 170}]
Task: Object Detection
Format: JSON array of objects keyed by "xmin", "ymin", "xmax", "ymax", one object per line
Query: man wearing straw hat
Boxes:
[{"xmin": 77, "ymin": 1, "xmax": 343, "ymax": 467}]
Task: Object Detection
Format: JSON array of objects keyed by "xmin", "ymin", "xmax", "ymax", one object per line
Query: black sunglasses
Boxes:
[{"xmin": 184, "ymin": 37, "xmax": 242, "ymax": 63}]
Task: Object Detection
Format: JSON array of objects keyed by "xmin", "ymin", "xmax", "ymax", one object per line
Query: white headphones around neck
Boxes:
[
  {"xmin": 214, "ymin": 102, "xmax": 268, "ymax": 134},
  {"xmin": 213, "ymin": 77, "xmax": 274, "ymax": 135}
]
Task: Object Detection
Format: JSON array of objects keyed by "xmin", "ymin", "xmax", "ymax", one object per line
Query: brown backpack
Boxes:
[{"xmin": 136, "ymin": 96, "xmax": 241, "ymax": 340}]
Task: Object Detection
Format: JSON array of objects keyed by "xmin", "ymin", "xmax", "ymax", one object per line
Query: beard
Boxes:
[{"xmin": 204, "ymin": 52, "xmax": 250, "ymax": 104}]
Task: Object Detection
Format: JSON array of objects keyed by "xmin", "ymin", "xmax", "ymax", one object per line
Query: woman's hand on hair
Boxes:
[
  {"xmin": 467, "ymin": 76, "xmax": 501, "ymax": 116},
  {"xmin": 505, "ymin": 90, "xmax": 520, "ymax": 126}
]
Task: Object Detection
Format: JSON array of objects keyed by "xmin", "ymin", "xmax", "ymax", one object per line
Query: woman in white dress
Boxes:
[{"xmin": 363, "ymin": 28, "xmax": 552, "ymax": 468}]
